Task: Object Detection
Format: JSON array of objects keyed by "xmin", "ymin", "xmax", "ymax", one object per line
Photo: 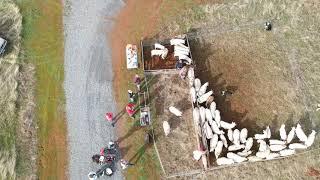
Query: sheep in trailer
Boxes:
[
  {"xmin": 194, "ymin": 78, "xmax": 201, "ymax": 92},
  {"xmin": 216, "ymin": 157, "xmax": 234, "ymax": 165},
  {"xmin": 190, "ymin": 87, "xmax": 196, "ymax": 103},
  {"xmin": 288, "ymin": 143, "xmax": 307, "ymax": 150},
  {"xmin": 198, "ymin": 82, "xmax": 209, "ymax": 97},
  {"xmin": 279, "ymin": 124, "xmax": 287, "ymax": 141},
  {"xmin": 296, "ymin": 124, "xmax": 308, "ymax": 142},
  {"xmin": 233, "ymin": 129, "xmax": 240, "ymax": 145},
  {"xmin": 154, "ymin": 43, "xmax": 165, "ymax": 50},
  {"xmin": 198, "ymin": 90, "xmax": 213, "ymax": 104},
  {"xmin": 257, "ymin": 140, "xmax": 267, "ymax": 152},
  {"xmin": 287, "ymin": 127, "xmax": 295, "ymax": 144},
  {"xmin": 220, "ymin": 121, "xmax": 236, "ymax": 130},
  {"xmin": 163, "ymin": 121, "xmax": 171, "ymax": 136},
  {"xmin": 169, "ymin": 106, "xmax": 182, "ymax": 117},
  {"xmin": 214, "ymin": 141, "xmax": 223, "ymax": 159},
  {"xmin": 240, "ymin": 128, "xmax": 248, "ymax": 143},
  {"xmin": 228, "ymin": 129, "xmax": 234, "ymax": 142},
  {"xmin": 279, "ymin": 149, "xmax": 295, "ymax": 157},
  {"xmin": 227, "ymin": 152, "xmax": 247, "ymax": 163},
  {"xmin": 305, "ymin": 130, "xmax": 316, "ymax": 147},
  {"xmin": 220, "ymin": 134, "xmax": 228, "ymax": 148},
  {"xmin": 244, "ymin": 137, "xmax": 253, "ymax": 152},
  {"xmin": 228, "ymin": 144, "xmax": 245, "ymax": 151},
  {"xmin": 269, "ymin": 139, "xmax": 286, "ymax": 145},
  {"xmin": 210, "ymin": 134, "xmax": 219, "ymax": 152},
  {"xmin": 269, "ymin": 144, "xmax": 286, "ymax": 151},
  {"xmin": 170, "ymin": 38, "xmax": 185, "ymax": 45}
]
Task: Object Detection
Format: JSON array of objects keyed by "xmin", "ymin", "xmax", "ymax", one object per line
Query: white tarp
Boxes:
[{"xmin": 126, "ymin": 44, "xmax": 138, "ymax": 69}]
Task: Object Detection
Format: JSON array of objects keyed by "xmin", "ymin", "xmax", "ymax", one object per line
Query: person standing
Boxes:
[
  {"xmin": 133, "ymin": 74, "xmax": 141, "ymax": 92},
  {"xmin": 105, "ymin": 112, "xmax": 114, "ymax": 127},
  {"xmin": 128, "ymin": 90, "xmax": 134, "ymax": 102},
  {"xmin": 120, "ymin": 159, "xmax": 134, "ymax": 170}
]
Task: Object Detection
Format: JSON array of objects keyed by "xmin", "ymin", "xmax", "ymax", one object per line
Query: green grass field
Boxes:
[{"xmin": 16, "ymin": 0, "xmax": 67, "ymax": 179}]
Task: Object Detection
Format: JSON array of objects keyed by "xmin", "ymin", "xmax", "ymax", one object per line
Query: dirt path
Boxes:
[{"xmin": 63, "ymin": 0, "xmax": 124, "ymax": 179}]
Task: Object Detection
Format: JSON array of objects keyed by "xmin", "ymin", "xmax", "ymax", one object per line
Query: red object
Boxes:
[
  {"xmin": 105, "ymin": 112, "xmax": 113, "ymax": 122},
  {"xmin": 126, "ymin": 103, "xmax": 135, "ymax": 116},
  {"xmin": 100, "ymin": 148, "xmax": 105, "ymax": 156}
]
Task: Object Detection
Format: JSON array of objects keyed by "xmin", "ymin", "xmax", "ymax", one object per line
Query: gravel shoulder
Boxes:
[{"xmin": 63, "ymin": 0, "xmax": 124, "ymax": 179}]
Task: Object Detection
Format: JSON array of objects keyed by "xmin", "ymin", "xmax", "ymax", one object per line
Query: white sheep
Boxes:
[
  {"xmin": 194, "ymin": 78, "xmax": 201, "ymax": 92},
  {"xmin": 204, "ymin": 122, "xmax": 214, "ymax": 139},
  {"xmin": 193, "ymin": 107, "xmax": 200, "ymax": 125},
  {"xmin": 305, "ymin": 130, "xmax": 316, "ymax": 147},
  {"xmin": 266, "ymin": 153, "xmax": 280, "ymax": 160},
  {"xmin": 254, "ymin": 133, "xmax": 268, "ymax": 140},
  {"xmin": 210, "ymin": 101, "xmax": 217, "ymax": 118},
  {"xmin": 288, "ymin": 143, "xmax": 308, "ymax": 150},
  {"xmin": 178, "ymin": 54, "xmax": 192, "ymax": 65},
  {"xmin": 264, "ymin": 126, "xmax": 271, "ymax": 138},
  {"xmin": 279, "ymin": 149, "xmax": 295, "ymax": 157},
  {"xmin": 244, "ymin": 137, "xmax": 253, "ymax": 152},
  {"xmin": 187, "ymin": 67, "xmax": 194, "ymax": 86},
  {"xmin": 214, "ymin": 110, "xmax": 221, "ymax": 127},
  {"xmin": 220, "ymin": 121, "xmax": 236, "ymax": 130},
  {"xmin": 287, "ymin": 127, "xmax": 295, "ymax": 144},
  {"xmin": 169, "ymin": 106, "xmax": 182, "ymax": 117},
  {"xmin": 228, "ymin": 129, "xmax": 234, "ymax": 142},
  {"xmin": 205, "ymin": 109, "xmax": 213, "ymax": 125},
  {"xmin": 296, "ymin": 124, "xmax": 308, "ymax": 142},
  {"xmin": 240, "ymin": 128, "xmax": 248, "ymax": 143},
  {"xmin": 193, "ymin": 150, "xmax": 205, "ymax": 160},
  {"xmin": 233, "ymin": 129, "xmax": 240, "ymax": 145},
  {"xmin": 237, "ymin": 150, "xmax": 252, "ymax": 157},
  {"xmin": 199, "ymin": 106, "xmax": 206, "ymax": 124},
  {"xmin": 190, "ymin": 87, "xmax": 196, "ymax": 103},
  {"xmin": 198, "ymin": 82, "xmax": 209, "ymax": 97},
  {"xmin": 269, "ymin": 144, "xmax": 286, "ymax": 151},
  {"xmin": 214, "ymin": 141, "xmax": 223, "ymax": 159},
  {"xmin": 248, "ymin": 156, "xmax": 263, "ymax": 162},
  {"xmin": 201, "ymin": 154, "xmax": 208, "ymax": 170},
  {"xmin": 256, "ymin": 149, "xmax": 270, "ymax": 159},
  {"xmin": 197, "ymin": 90, "xmax": 213, "ymax": 104},
  {"xmin": 257, "ymin": 140, "xmax": 267, "ymax": 152},
  {"xmin": 220, "ymin": 134, "xmax": 228, "ymax": 148},
  {"xmin": 163, "ymin": 121, "xmax": 170, "ymax": 136},
  {"xmin": 170, "ymin": 38, "xmax": 185, "ymax": 45},
  {"xmin": 227, "ymin": 152, "xmax": 247, "ymax": 163},
  {"xmin": 228, "ymin": 144, "xmax": 245, "ymax": 151},
  {"xmin": 154, "ymin": 43, "xmax": 165, "ymax": 50},
  {"xmin": 211, "ymin": 121, "xmax": 224, "ymax": 134},
  {"xmin": 216, "ymin": 157, "xmax": 234, "ymax": 165},
  {"xmin": 269, "ymin": 139, "xmax": 286, "ymax": 145},
  {"xmin": 279, "ymin": 124, "xmax": 287, "ymax": 141},
  {"xmin": 210, "ymin": 134, "xmax": 219, "ymax": 152}
]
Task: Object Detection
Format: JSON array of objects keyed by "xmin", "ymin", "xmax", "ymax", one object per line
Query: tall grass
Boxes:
[{"xmin": 0, "ymin": 1, "xmax": 22, "ymax": 179}]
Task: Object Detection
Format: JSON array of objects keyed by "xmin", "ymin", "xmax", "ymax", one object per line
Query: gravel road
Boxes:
[{"xmin": 63, "ymin": 0, "xmax": 124, "ymax": 179}]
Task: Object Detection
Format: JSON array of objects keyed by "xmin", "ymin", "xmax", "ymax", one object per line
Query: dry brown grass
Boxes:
[
  {"xmin": 151, "ymin": 74, "xmax": 201, "ymax": 175},
  {"xmin": 0, "ymin": 1, "xmax": 22, "ymax": 179}
]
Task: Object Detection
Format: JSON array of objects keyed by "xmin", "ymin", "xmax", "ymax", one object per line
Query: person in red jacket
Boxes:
[{"xmin": 126, "ymin": 103, "xmax": 135, "ymax": 118}]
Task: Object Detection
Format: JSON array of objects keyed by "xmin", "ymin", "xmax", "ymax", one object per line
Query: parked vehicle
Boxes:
[{"xmin": 0, "ymin": 37, "xmax": 7, "ymax": 55}]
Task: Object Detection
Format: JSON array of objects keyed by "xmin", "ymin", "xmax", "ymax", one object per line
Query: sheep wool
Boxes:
[
  {"xmin": 216, "ymin": 157, "xmax": 234, "ymax": 165},
  {"xmin": 279, "ymin": 124, "xmax": 287, "ymax": 141},
  {"xmin": 305, "ymin": 130, "xmax": 316, "ymax": 147},
  {"xmin": 287, "ymin": 127, "xmax": 295, "ymax": 144},
  {"xmin": 169, "ymin": 106, "xmax": 182, "ymax": 117}
]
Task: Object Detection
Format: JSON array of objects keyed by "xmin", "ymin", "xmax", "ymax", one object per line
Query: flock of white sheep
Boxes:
[{"xmin": 162, "ymin": 64, "xmax": 317, "ymax": 168}]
